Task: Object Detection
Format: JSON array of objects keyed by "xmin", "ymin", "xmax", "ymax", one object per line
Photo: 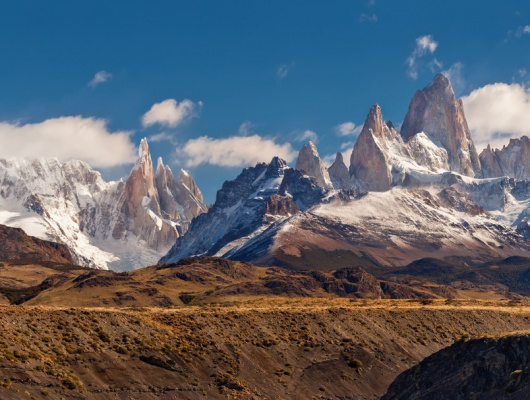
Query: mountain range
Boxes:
[
  {"xmin": 0, "ymin": 74, "xmax": 529, "ymax": 272},
  {"xmin": 161, "ymin": 74, "xmax": 530, "ymax": 270}
]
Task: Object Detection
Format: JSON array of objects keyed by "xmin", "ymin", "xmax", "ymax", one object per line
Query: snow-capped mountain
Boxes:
[
  {"xmin": 161, "ymin": 74, "xmax": 530, "ymax": 269},
  {"xmin": 0, "ymin": 139, "xmax": 206, "ymax": 270}
]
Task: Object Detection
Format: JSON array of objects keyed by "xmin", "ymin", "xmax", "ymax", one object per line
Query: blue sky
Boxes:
[{"xmin": 0, "ymin": 1, "xmax": 529, "ymax": 203}]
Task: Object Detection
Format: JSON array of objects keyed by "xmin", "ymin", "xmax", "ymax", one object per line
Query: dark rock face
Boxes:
[
  {"xmin": 279, "ymin": 169, "xmax": 326, "ymax": 210},
  {"xmin": 0, "ymin": 224, "xmax": 73, "ymax": 263},
  {"xmin": 401, "ymin": 74, "xmax": 482, "ymax": 178},
  {"xmin": 480, "ymin": 136, "xmax": 530, "ymax": 180},
  {"xmin": 264, "ymin": 194, "xmax": 299, "ymax": 216},
  {"xmin": 382, "ymin": 334, "xmax": 530, "ymax": 400}
]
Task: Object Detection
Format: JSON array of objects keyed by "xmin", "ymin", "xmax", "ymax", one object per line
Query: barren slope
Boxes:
[{"xmin": 1, "ymin": 302, "xmax": 530, "ymax": 399}]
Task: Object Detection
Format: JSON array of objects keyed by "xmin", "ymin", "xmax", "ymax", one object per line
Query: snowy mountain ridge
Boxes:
[
  {"xmin": 161, "ymin": 74, "xmax": 530, "ymax": 269},
  {"xmin": 0, "ymin": 139, "xmax": 206, "ymax": 270}
]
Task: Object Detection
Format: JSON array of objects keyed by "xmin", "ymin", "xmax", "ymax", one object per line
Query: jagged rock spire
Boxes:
[
  {"xmin": 401, "ymin": 74, "xmax": 482, "ymax": 177},
  {"xmin": 328, "ymin": 152, "xmax": 351, "ymax": 190},
  {"xmin": 350, "ymin": 104, "xmax": 399, "ymax": 191},
  {"xmin": 295, "ymin": 141, "xmax": 333, "ymax": 190}
]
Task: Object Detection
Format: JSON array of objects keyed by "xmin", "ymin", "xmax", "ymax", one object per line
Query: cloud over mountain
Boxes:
[
  {"xmin": 177, "ymin": 134, "xmax": 296, "ymax": 167},
  {"xmin": 0, "ymin": 116, "xmax": 136, "ymax": 168},
  {"xmin": 462, "ymin": 82, "xmax": 530, "ymax": 150}
]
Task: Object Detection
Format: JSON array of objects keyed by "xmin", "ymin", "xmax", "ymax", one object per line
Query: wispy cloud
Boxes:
[
  {"xmin": 277, "ymin": 63, "xmax": 294, "ymax": 79},
  {"xmin": 148, "ymin": 132, "xmax": 176, "ymax": 144},
  {"xmin": 461, "ymin": 82, "xmax": 530, "ymax": 151},
  {"xmin": 442, "ymin": 62, "xmax": 465, "ymax": 94},
  {"xmin": 0, "ymin": 116, "xmax": 135, "ymax": 168},
  {"xmin": 295, "ymin": 129, "xmax": 318, "ymax": 143},
  {"xmin": 515, "ymin": 25, "xmax": 530, "ymax": 38},
  {"xmin": 238, "ymin": 121, "xmax": 255, "ymax": 136},
  {"xmin": 428, "ymin": 58, "xmax": 443, "ymax": 73},
  {"xmin": 177, "ymin": 135, "xmax": 296, "ymax": 168},
  {"xmin": 406, "ymin": 35, "xmax": 438, "ymax": 79},
  {"xmin": 88, "ymin": 70, "xmax": 112, "ymax": 88},
  {"xmin": 335, "ymin": 122, "xmax": 362, "ymax": 137},
  {"xmin": 359, "ymin": 13, "xmax": 378, "ymax": 23},
  {"xmin": 142, "ymin": 98, "xmax": 201, "ymax": 128},
  {"xmin": 340, "ymin": 141, "xmax": 356, "ymax": 151},
  {"xmin": 321, "ymin": 153, "xmax": 338, "ymax": 167}
]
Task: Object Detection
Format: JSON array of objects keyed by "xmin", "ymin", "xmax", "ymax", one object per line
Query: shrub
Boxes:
[
  {"xmin": 179, "ymin": 293, "xmax": 195, "ymax": 305},
  {"xmin": 348, "ymin": 359, "xmax": 363, "ymax": 369}
]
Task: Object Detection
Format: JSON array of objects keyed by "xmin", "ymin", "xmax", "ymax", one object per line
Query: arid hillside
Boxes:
[{"xmin": 1, "ymin": 301, "xmax": 530, "ymax": 399}]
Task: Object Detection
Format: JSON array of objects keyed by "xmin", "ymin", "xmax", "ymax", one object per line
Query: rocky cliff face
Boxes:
[
  {"xmin": 0, "ymin": 223, "xmax": 73, "ymax": 264},
  {"xmin": 0, "ymin": 139, "xmax": 206, "ymax": 269},
  {"xmin": 401, "ymin": 74, "xmax": 482, "ymax": 177},
  {"xmin": 295, "ymin": 141, "xmax": 333, "ymax": 190},
  {"xmin": 160, "ymin": 156, "xmax": 327, "ymax": 264},
  {"xmin": 349, "ymin": 103, "xmax": 448, "ymax": 191},
  {"xmin": 383, "ymin": 334, "xmax": 530, "ymax": 400},
  {"xmin": 349, "ymin": 104, "xmax": 403, "ymax": 191},
  {"xmin": 480, "ymin": 136, "xmax": 530, "ymax": 180},
  {"xmin": 113, "ymin": 139, "xmax": 176, "ymax": 252}
]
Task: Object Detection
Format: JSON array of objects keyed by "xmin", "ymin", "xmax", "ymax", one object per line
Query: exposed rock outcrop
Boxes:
[
  {"xmin": 160, "ymin": 157, "xmax": 327, "ymax": 264},
  {"xmin": 383, "ymin": 334, "xmax": 530, "ymax": 400},
  {"xmin": 0, "ymin": 224, "xmax": 73, "ymax": 263},
  {"xmin": 401, "ymin": 73, "xmax": 482, "ymax": 177}
]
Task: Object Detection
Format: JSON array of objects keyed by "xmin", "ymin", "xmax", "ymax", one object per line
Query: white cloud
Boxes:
[
  {"xmin": 142, "ymin": 98, "xmax": 199, "ymax": 128},
  {"xmin": 277, "ymin": 63, "xmax": 294, "ymax": 79},
  {"xmin": 0, "ymin": 116, "xmax": 136, "ymax": 168},
  {"xmin": 461, "ymin": 82, "xmax": 530, "ymax": 151},
  {"xmin": 515, "ymin": 25, "xmax": 530, "ymax": 38},
  {"xmin": 359, "ymin": 13, "xmax": 378, "ymax": 23},
  {"xmin": 148, "ymin": 132, "xmax": 175, "ymax": 144},
  {"xmin": 340, "ymin": 141, "xmax": 355, "ymax": 151},
  {"xmin": 428, "ymin": 58, "xmax": 443, "ymax": 73},
  {"xmin": 296, "ymin": 130, "xmax": 318, "ymax": 143},
  {"xmin": 442, "ymin": 62, "xmax": 465, "ymax": 94},
  {"xmin": 238, "ymin": 121, "xmax": 255, "ymax": 136},
  {"xmin": 406, "ymin": 35, "xmax": 438, "ymax": 79},
  {"xmin": 88, "ymin": 71, "xmax": 112, "ymax": 88},
  {"xmin": 335, "ymin": 122, "xmax": 362, "ymax": 137},
  {"xmin": 177, "ymin": 135, "xmax": 296, "ymax": 168}
]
